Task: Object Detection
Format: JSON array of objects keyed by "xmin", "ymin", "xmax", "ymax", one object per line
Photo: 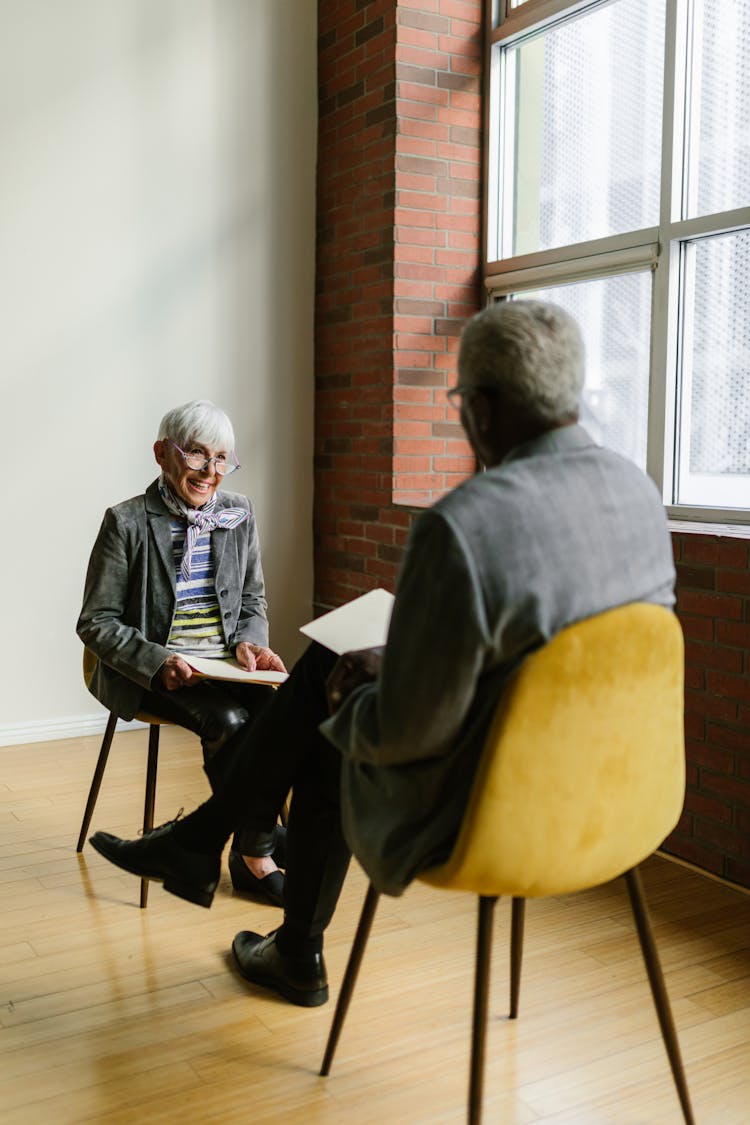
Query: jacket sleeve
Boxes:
[
  {"xmin": 76, "ymin": 505, "xmax": 171, "ymax": 689},
  {"xmin": 321, "ymin": 507, "xmax": 491, "ymax": 766},
  {"xmin": 228, "ymin": 500, "xmax": 270, "ymax": 648}
]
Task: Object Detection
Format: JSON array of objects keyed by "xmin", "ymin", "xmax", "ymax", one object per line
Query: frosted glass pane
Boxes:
[
  {"xmin": 501, "ymin": 0, "xmax": 665, "ymax": 256},
  {"xmin": 677, "ymin": 231, "xmax": 750, "ymax": 508},
  {"xmin": 685, "ymin": 0, "xmax": 750, "ymax": 219},
  {"xmin": 520, "ymin": 273, "xmax": 651, "ymax": 471}
]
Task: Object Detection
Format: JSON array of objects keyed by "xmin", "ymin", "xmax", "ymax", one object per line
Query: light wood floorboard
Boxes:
[{"xmin": 0, "ymin": 726, "xmax": 748, "ymax": 1123}]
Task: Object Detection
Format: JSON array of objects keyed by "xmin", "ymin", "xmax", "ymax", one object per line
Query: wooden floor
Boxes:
[{"xmin": 1, "ymin": 726, "xmax": 749, "ymax": 1124}]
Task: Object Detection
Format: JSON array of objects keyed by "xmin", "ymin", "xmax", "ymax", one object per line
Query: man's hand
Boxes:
[
  {"xmin": 158, "ymin": 654, "xmax": 198, "ymax": 691},
  {"xmin": 235, "ymin": 642, "xmax": 287, "ymax": 673},
  {"xmin": 326, "ymin": 647, "xmax": 383, "ymax": 713}
]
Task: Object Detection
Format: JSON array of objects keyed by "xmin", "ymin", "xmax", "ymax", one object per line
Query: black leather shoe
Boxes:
[
  {"xmin": 89, "ymin": 822, "xmax": 220, "ymax": 908},
  {"xmin": 228, "ymin": 848, "xmax": 284, "ymax": 908},
  {"xmin": 232, "ymin": 930, "xmax": 328, "ymax": 1007}
]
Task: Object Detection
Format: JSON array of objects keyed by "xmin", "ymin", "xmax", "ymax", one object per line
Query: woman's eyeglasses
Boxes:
[{"xmin": 170, "ymin": 440, "xmax": 240, "ymax": 476}]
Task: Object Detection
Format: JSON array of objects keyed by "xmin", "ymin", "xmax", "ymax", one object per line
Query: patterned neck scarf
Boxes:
[{"xmin": 158, "ymin": 474, "xmax": 248, "ymax": 581}]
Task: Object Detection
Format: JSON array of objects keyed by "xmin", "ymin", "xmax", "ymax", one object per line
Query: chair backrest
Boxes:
[
  {"xmin": 421, "ymin": 603, "xmax": 685, "ymax": 898},
  {"xmin": 82, "ymin": 646, "xmax": 97, "ymax": 689},
  {"xmin": 82, "ymin": 647, "xmax": 168, "ymax": 727}
]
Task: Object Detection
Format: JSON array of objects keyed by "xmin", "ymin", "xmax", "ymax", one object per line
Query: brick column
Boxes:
[
  {"xmin": 315, "ymin": 0, "xmax": 483, "ymax": 608},
  {"xmin": 392, "ymin": 0, "xmax": 482, "ymax": 505},
  {"xmin": 667, "ymin": 532, "xmax": 750, "ymax": 888}
]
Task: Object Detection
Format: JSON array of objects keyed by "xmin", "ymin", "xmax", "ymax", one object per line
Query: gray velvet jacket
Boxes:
[
  {"xmin": 322, "ymin": 425, "xmax": 677, "ymax": 896},
  {"xmin": 77, "ymin": 479, "xmax": 269, "ymax": 720}
]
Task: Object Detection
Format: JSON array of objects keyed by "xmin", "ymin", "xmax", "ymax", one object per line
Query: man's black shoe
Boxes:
[
  {"xmin": 89, "ymin": 822, "xmax": 220, "ymax": 908},
  {"xmin": 228, "ymin": 849, "xmax": 284, "ymax": 908},
  {"xmin": 232, "ymin": 930, "xmax": 328, "ymax": 1007}
]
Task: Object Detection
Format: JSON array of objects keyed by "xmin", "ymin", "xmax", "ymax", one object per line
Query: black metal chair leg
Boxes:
[
  {"xmin": 139, "ymin": 724, "xmax": 160, "ymax": 909},
  {"xmin": 76, "ymin": 711, "xmax": 118, "ymax": 852},
  {"xmin": 320, "ymin": 882, "xmax": 381, "ymax": 1076},
  {"xmin": 624, "ymin": 867, "xmax": 695, "ymax": 1125},
  {"xmin": 469, "ymin": 895, "xmax": 498, "ymax": 1125},
  {"xmin": 509, "ymin": 896, "xmax": 525, "ymax": 1019}
]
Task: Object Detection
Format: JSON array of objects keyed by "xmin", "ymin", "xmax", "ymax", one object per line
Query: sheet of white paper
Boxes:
[
  {"xmin": 185, "ymin": 655, "xmax": 288, "ymax": 686},
  {"xmin": 300, "ymin": 588, "xmax": 395, "ymax": 655}
]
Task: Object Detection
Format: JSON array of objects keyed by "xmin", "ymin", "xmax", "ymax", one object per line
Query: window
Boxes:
[{"xmin": 486, "ymin": 0, "xmax": 750, "ymax": 522}]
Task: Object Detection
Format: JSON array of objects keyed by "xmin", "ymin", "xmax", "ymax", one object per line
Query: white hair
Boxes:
[
  {"xmin": 156, "ymin": 400, "xmax": 236, "ymax": 452},
  {"xmin": 457, "ymin": 300, "xmax": 585, "ymax": 424}
]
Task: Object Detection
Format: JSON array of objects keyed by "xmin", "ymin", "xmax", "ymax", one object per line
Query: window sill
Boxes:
[{"xmin": 668, "ymin": 519, "xmax": 750, "ymax": 539}]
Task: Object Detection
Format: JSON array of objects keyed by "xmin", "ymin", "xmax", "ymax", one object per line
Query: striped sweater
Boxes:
[{"xmin": 165, "ymin": 519, "xmax": 230, "ymax": 659}]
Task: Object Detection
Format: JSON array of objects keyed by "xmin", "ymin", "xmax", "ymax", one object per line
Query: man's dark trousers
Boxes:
[{"xmin": 178, "ymin": 642, "xmax": 353, "ymax": 944}]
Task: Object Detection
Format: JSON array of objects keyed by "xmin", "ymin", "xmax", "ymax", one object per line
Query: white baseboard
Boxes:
[{"xmin": 0, "ymin": 713, "xmax": 147, "ymax": 748}]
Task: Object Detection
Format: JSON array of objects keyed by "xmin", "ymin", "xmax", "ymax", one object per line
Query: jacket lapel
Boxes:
[
  {"xmin": 211, "ymin": 493, "xmax": 239, "ymax": 592},
  {"xmin": 145, "ymin": 480, "xmax": 177, "ymax": 593}
]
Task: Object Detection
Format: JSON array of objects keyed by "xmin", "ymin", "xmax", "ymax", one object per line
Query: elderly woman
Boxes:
[{"xmin": 77, "ymin": 399, "xmax": 286, "ymax": 907}]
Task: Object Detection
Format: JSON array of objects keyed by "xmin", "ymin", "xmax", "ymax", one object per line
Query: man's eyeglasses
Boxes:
[
  {"xmin": 447, "ymin": 385, "xmax": 494, "ymax": 407},
  {"xmin": 170, "ymin": 440, "xmax": 240, "ymax": 476}
]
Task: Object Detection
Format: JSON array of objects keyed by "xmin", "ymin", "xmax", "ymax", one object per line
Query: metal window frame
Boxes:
[{"xmin": 484, "ymin": 0, "xmax": 750, "ymax": 525}]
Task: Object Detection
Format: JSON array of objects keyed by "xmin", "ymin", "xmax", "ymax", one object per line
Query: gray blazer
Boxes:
[
  {"xmin": 77, "ymin": 479, "xmax": 269, "ymax": 720},
  {"xmin": 322, "ymin": 425, "xmax": 677, "ymax": 896}
]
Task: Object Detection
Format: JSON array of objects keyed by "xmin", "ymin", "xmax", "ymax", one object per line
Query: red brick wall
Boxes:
[
  {"xmin": 315, "ymin": 0, "xmax": 402, "ymax": 609},
  {"xmin": 314, "ymin": 2, "xmax": 750, "ymax": 890},
  {"xmin": 392, "ymin": 0, "xmax": 482, "ymax": 505},
  {"xmin": 314, "ymin": 0, "xmax": 482, "ymax": 611},
  {"xmin": 669, "ymin": 533, "xmax": 750, "ymax": 887}
]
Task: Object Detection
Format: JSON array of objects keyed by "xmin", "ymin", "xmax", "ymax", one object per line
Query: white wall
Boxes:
[{"xmin": 0, "ymin": 0, "xmax": 317, "ymax": 744}]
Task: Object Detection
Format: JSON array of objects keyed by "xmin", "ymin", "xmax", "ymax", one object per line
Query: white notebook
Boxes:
[
  {"xmin": 184, "ymin": 655, "xmax": 287, "ymax": 686},
  {"xmin": 186, "ymin": 587, "xmax": 395, "ymax": 684},
  {"xmin": 299, "ymin": 587, "xmax": 395, "ymax": 655}
]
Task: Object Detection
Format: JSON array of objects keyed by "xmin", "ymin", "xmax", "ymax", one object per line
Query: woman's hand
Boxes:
[
  {"xmin": 326, "ymin": 647, "xmax": 383, "ymax": 713},
  {"xmin": 158, "ymin": 654, "xmax": 198, "ymax": 691},
  {"xmin": 235, "ymin": 642, "xmax": 287, "ymax": 673}
]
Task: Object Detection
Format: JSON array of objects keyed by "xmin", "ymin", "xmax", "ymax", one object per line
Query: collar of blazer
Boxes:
[{"xmin": 143, "ymin": 478, "xmax": 248, "ymax": 592}]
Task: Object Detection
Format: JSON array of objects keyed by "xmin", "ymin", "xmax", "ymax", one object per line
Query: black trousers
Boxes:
[
  {"xmin": 139, "ymin": 677, "xmax": 276, "ymax": 787},
  {"xmin": 174, "ymin": 642, "xmax": 352, "ymax": 942}
]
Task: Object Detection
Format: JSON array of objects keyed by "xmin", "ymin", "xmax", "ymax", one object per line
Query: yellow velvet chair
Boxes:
[
  {"xmin": 320, "ymin": 603, "xmax": 694, "ymax": 1125},
  {"xmin": 76, "ymin": 648, "xmax": 170, "ymax": 908}
]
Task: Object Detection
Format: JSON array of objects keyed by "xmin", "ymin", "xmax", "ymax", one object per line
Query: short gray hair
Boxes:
[
  {"xmin": 156, "ymin": 400, "xmax": 236, "ymax": 451},
  {"xmin": 457, "ymin": 300, "xmax": 585, "ymax": 424}
]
